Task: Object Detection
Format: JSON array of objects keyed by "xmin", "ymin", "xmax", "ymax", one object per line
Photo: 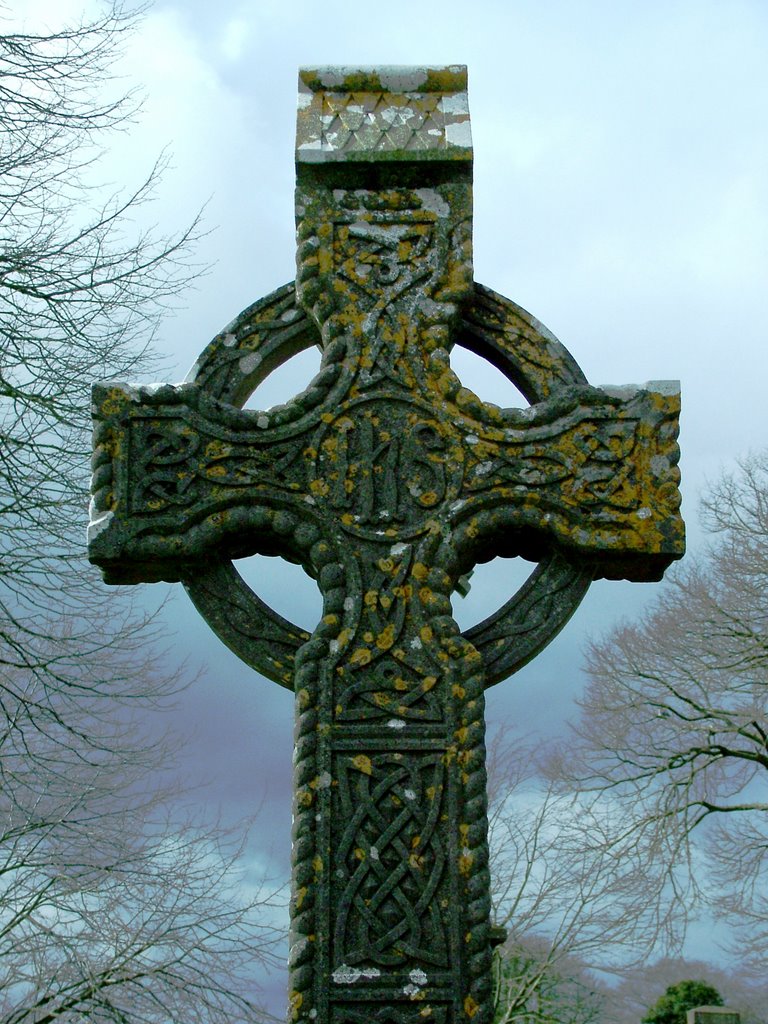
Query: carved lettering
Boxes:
[{"xmin": 315, "ymin": 401, "xmax": 456, "ymax": 532}]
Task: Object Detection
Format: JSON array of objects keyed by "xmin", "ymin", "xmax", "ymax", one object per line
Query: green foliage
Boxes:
[{"xmin": 642, "ymin": 979, "xmax": 723, "ymax": 1024}]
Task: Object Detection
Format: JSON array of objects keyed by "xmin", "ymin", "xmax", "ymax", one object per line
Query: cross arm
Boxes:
[
  {"xmin": 87, "ymin": 380, "xmax": 322, "ymax": 584},
  {"xmin": 447, "ymin": 379, "xmax": 684, "ymax": 583}
]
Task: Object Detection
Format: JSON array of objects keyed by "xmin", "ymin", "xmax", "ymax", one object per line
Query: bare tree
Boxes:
[
  {"xmin": 0, "ymin": 623, "xmax": 286, "ymax": 1022},
  {"xmin": 551, "ymin": 451, "xmax": 768, "ymax": 972},
  {"xmin": 486, "ymin": 736, "xmax": 664, "ymax": 1023},
  {"xmin": 492, "ymin": 935, "xmax": 605, "ymax": 1024},
  {"xmin": 0, "ymin": 0, "xmax": 201, "ymax": 692},
  {"xmin": 0, "ymin": 740, "xmax": 286, "ymax": 1022},
  {"xmin": 0, "ymin": 5, "xmax": 284, "ymax": 1019}
]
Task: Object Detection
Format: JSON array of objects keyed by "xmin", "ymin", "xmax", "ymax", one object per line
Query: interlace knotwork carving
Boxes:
[
  {"xmin": 332, "ymin": 1005, "xmax": 448, "ymax": 1024},
  {"xmin": 130, "ymin": 422, "xmax": 200, "ymax": 511},
  {"xmin": 295, "ymin": 184, "xmax": 471, "ymax": 362},
  {"xmin": 336, "ymin": 656, "xmax": 443, "ymax": 723},
  {"xmin": 334, "ymin": 753, "xmax": 448, "ymax": 968},
  {"xmin": 461, "ymin": 410, "xmax": 642, "ymax": 508},
  {"xmin": 126, "ymin": 409, "xmax": 311, "ymax": 516}
]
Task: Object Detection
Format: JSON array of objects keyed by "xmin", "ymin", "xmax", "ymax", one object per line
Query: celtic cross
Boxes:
[{"xmin": 88, "ymin": 66, "xmax": 684, "ymax": 1024}]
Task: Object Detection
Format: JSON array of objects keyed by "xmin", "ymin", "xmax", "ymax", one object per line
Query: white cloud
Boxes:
[{"xmin": 218, "ymin": 14, "xmax": 251, "ymax": 63}]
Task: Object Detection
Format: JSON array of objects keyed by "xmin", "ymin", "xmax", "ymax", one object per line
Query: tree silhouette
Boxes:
[
  {"xmin": 551, "ymin": 451, "xmax": 768, "ymax": 967},
  {"xmin": 642, "ymin": 980, "xmax": 723, "ymax": 1024},
  {"xmin": 0, "ymin": 5, "xmax": 283, "ymax": 1020}
]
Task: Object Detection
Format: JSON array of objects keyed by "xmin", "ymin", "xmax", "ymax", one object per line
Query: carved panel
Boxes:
[
  {"xmin": 335, "ymin": 655, "xmax": 443, "ymax": 724},
  {"xmin": 332, "ymin": 752, "xmax": 450, "ymax": 969},
  {"xmin": 462, "ymin": 410, "xmax": 642, "ymax": 509},
  {"xmin": 312, "ymin": 397, "xmax": 462, "ymax": 537},
  {"xmin": 125, "ymin": 414, "xmax": 309, "ymax": 516},
  {"xmin": 322, "ymin": 90, "xmax": 446, "ymax": 153},
  {"xmin": 128, "ymin": 418, "xmax": 200, "ymax": 513},
  {"xmin": 332, "ymin": 1004, "xmax": 448, "ymax": 1024}
]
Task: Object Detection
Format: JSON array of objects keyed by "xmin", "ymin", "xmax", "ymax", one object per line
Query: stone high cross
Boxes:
[{"xmin": 88, "ymin": 67, "xmax": 684, "ymax": 1024}]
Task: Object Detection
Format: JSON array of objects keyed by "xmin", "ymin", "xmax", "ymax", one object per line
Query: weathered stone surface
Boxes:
[
  {"xmin": 89, "ymin": 66, "xmax": 684, "ymax": 1024},
  {"xmin": 687, "ymin": 1009, "xmax": 741, "ymax": 1024},
  {"xmin": 296, "ymin": 65, "xmax": 472, "ymax": 162}
]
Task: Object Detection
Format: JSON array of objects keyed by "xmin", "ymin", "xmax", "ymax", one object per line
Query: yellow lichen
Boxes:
[
  {"xmin": 464, "ymin": 995, "xmax": 479, "ymax": 1018},
  {"xmin": 352, "ymin": 754, "xmax": 372, "ymax": 775},
  {"xmin": 459, "ymin": 853, "xmax": 473, "ymax": 876},
  {"xmin": 376, "ymin": 623, "xmax": 395, "ymax": 650},
  {"xmin": 288, "ymin": 991, "xmax": 302, "ymax": 1020},
  {"xmin": 350, "ymin": 647, "xmax": 372, "ymax": 666}
]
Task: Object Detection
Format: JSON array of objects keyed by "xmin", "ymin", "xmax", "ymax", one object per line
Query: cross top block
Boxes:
[
  {"xmin": 296, "ymin": 65, "xmax": 472, "ymax": 163},
  {"xmin": 88, "ymin": 65, "xmax": 684, "ymax": 1024}
]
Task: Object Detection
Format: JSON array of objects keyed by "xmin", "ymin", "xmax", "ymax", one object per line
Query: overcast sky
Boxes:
[{"xmin": 20, "ymin": 0, "xmax": 768, "ymax": 1008}]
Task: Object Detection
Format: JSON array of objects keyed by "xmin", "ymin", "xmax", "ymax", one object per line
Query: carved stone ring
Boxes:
[{"xmin": 183, "ymin": 281, "xmax": 595, "ymax": 690}]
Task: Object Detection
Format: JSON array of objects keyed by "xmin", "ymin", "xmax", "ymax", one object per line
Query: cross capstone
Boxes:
[{"xmin": 88, "ymin": 66, "xmax": 684, "ymax": 1024}]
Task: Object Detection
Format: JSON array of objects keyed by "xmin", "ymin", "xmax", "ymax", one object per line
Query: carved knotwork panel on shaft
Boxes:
[
  {"xmin": 332, "ymin": 752, "xmax": 449, "ymax": 968},
  {"xmin": 332, "ymin": 1007, "xmax": 449, "ymax": 1024},
  {"xmin": 88, "ymin": 66, "xmax": 684, "ymax": 1024}
]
